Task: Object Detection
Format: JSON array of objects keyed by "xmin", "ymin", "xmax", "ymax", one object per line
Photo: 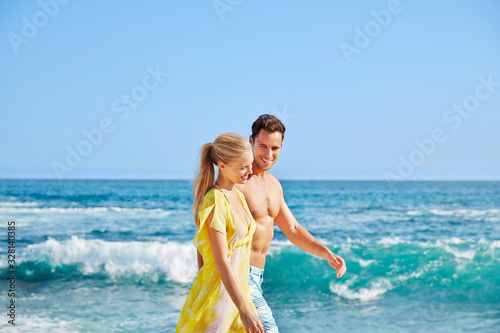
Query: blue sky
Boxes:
[{"xmin": 1, "ymin": 0, "xmax": 499, "ymax": 180}]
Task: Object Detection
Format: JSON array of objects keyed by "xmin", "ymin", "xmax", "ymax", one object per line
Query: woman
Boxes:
[{"xmin": 177, "ymin": 133, "xmax": 264, "ymax": 333}]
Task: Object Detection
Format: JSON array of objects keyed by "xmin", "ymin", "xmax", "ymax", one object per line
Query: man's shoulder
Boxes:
[
  {"xmin": 264, "ymin": 171, "xmax": 278, "ymax": 182},
  {"xmin": 264, "ymin": 172, "xmax": 282, "ymax": 190}
]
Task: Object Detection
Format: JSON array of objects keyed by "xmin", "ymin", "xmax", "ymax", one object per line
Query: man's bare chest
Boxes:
[{"xmin": 244, "ymin": 187, "xmax": 280, "ymax": 220}]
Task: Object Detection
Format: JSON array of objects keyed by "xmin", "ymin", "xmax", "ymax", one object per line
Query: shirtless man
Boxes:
[{"xmin": 236, "ymin": 114, "xmax": 347, "ymax": 333}]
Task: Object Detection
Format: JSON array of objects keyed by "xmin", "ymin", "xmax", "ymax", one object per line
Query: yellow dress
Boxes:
[{"xmin": 176, "ymin": 187, "xmax": 256, "ymax": 333}]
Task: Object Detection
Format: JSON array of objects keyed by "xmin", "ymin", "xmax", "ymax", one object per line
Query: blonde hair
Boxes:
[{"xmin": 192, "ymin": 132, "xmax": 251, "ymax": 228}]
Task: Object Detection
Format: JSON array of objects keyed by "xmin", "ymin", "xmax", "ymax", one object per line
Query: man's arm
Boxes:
[{"xmin": 274, "ymin": 187, "xmax": 347, "ymax": 278}]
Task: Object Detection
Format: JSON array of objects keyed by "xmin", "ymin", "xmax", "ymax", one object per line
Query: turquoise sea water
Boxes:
[{"xmin": 0, "ymin": 180, "xmax": 499, "ymax": 332}]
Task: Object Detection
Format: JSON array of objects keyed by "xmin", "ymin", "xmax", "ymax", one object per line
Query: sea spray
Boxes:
[{"xmin": 1, "ymin": 236, "xmax": 197, "ymax": 283}]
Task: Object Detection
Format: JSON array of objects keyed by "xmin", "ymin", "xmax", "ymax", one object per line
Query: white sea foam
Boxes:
[
  {"xmin": 377, "ymin": 236, "xmax": 406, "ymax": 245},
  {"xmin": 0, "ymin": 315, "xmax": 80, "ymax": 333},
  {"xmin": 0, "ymin": 206, "xmax": 175, "ymax": 216},
  {"xmin": 267, "ymin": 240, "xmax": 294, "ymax": 257},
  {"xmin": 18, "ymin": 236, "xmax": 197, "ymax": 283},
  {"xmin": 430, "ymin": 208, "xmax": 500, "ymax": 216},
  {"xmin": 0, "ymin": 201, "xmax": 40, "ymax": 207},
  {"xmin": 358, "ymin": 259, "xmax": 374, "ymax": 267},
  {"xmin": 397, "ymin": 269, "xmax": 423, "ymax": 282},
  {"xmin": 374, "ymin": 236, "xmax": 489, "ymax": 250},
  {"xmin": 438, "ymin": 237, "xmax": 467, "ymax": 244},
  {"xmin": 443, "ymin": 245, "xmax": 475, "ymax": 260},
  {"xmin": 18, "ymin": 292, "xmax": 47, "ymax": 301},
  {"xmin": 406, "ymin": 208, "xmax": 500, "ymax": 220},
  {"xmin": 490, "ymin": 240, "xmax": 500, "ymax": 249},
  {"xmin": 329, "ymin": 278, "xmax": 392, "ymax": 301}
]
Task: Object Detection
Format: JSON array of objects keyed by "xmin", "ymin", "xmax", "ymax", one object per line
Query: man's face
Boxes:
[{"xmin": 250, "ymin": 130, "xmax": 283, "ymax": 171}]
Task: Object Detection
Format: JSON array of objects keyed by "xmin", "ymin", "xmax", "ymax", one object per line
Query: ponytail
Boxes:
[{"xmin": 192, "ymin": 143, "xmax": 216, "ymax": 228}]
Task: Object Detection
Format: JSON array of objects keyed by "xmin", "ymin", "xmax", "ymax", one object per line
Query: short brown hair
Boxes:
[{"xmin": 251, "ymin": 114, "xmax": 286, "ymax": 142}]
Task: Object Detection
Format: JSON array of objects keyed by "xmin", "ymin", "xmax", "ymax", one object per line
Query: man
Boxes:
[{"xmin": 236, "ymin": 114, "xmax": 347, "ymax": 333}]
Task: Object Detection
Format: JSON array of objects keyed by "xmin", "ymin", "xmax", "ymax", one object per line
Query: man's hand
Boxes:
[{"xmin": 326, "ymin": 252, "xmax": 346, "ymax": 278}]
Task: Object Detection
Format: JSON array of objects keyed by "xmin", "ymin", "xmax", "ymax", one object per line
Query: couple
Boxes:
[{"xmin": 177, "ymin": 115, "xmax": 346, "ymax": 333}]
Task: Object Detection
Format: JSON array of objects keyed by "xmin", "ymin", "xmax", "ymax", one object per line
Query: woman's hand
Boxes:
[{"xmin": 239, "ymin": 305, "xmax": 264, "ymax": 333}]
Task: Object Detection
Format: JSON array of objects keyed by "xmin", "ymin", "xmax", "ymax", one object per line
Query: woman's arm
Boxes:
[{"xmin": 205, "ymin": 208, "xmax": 263, "ymax": 333}]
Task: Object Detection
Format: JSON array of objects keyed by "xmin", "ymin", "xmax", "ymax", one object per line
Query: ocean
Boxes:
[{"xmin": 0, "ymin": 179, "xmax": 499, "ymax": 332}]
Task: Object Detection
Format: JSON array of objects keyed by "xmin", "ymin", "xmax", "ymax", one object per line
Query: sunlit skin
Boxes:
[
  {"xmin": 217, "ymin": 150, "xmax": 254, "ymax": 188},
  {"xmin": 250, "ymin": 130, "xmax": 282, "ymax": 172},
  {"xmin": 215, "ymin": 150, "xmax": 254, "ymax": 224},
  {"xmin": 236, "ymin": 130, "xmax": 347, "ymax": 278}
]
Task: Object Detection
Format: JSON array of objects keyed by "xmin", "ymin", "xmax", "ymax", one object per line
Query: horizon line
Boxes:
[{"xmin": 1, "ymin": 178, "xmax": 499, "ymax": 182}]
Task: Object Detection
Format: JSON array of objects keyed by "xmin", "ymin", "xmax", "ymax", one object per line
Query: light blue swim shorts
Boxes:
[{"xmin": 249, "ymin": 265, "xmax": 280, "ymax": 333}]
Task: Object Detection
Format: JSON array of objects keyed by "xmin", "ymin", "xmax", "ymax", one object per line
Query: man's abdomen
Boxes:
[{"xmin": 250, "ymin": 219, "xmax": 274, "ymax": 268}]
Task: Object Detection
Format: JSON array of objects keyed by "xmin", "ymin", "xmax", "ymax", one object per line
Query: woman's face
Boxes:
[{"xmin": 220, "ymin": 150, "xmax": 254, "ymax": 184}]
